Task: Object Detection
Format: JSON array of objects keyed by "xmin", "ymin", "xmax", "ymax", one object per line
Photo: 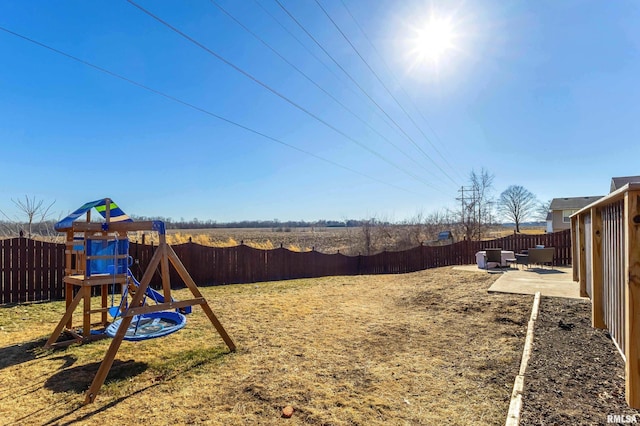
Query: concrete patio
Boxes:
[{"xmin": 453, "ymin": 264, "xmax": 583, "ymax": 299}]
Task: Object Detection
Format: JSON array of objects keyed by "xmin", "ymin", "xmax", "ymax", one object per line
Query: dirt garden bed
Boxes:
[{"xmin": 520, "ymin": 296, "xmax": 640, "ymax": 425}]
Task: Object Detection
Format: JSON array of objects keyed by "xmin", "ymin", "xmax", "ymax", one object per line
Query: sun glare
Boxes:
[
  {"xmin": 409, "ymin": 16, "xmax": 455, "ymax": 65},
  {"xmin": 405, "ymin": 13, "xmax": 459, "ymax": 70}
]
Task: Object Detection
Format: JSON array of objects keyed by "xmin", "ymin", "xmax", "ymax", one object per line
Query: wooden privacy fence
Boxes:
[
  {"xmin": 1, "ymin": 229, "xmax": 571, "ymax": 305},
  {"xmin": 0, "ymin": 238, "xmax": 65, "ymax": 305},
  {"xmin": 572, "ymin": 183, "xmax": 640, "ymax": 408}
]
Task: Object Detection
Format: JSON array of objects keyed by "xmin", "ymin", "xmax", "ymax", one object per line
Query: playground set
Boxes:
[{"xmin": 44, "ymin": 198, "xmax": 235, "ymax": 404}]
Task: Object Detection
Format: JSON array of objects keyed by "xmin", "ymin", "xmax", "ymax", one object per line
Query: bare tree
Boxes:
[
  {"xmin": 497, "ymin": 185, "xmax": 538, "ymax": 233},
  {"xmin": 400, "ymin": 210, "xmax": 455, "ymax": 247},
  {"xmin": 0, "ymin": 195, "xmax": 56, "ymax": 238},
  {"xmin": 360, "ymin": 218, "xmax": 374, "ymax": 255},
  {"xmin": 537, "ymin": 199, "xmax": 552, "ymax": 221},
  {"xmin": 457, "ymin": 168, "xmax": 495, "ymax": 240},
  {"xmin": 358, "ymin": 216, "xmax": 395, "ymax": 255}
]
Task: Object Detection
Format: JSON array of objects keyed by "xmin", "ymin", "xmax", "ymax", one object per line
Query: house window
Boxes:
[{"xmin": 563, "ymin": 209, "xmax": 577, "ymax": 223}]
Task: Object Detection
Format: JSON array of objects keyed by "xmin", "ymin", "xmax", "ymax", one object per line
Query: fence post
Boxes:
[
  {"xmin": 578, "ymin": 215, "xmax": 588, "ymax": 297},
  {"xmin": 571, "ymin": 217, "xmax": 579, "ymax": 281},
  {"xmin": 590, "ymin": 207, "xmax": 605, "ymax": 329},
  {"xmin": 624, "ymin": 191, "xmax": 640, "ymax": 408}
]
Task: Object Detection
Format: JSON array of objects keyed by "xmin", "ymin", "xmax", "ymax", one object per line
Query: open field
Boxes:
[
  {"xmin": 1, "ymin": 224, "xmax": 547, "ymax": 256},
  {"xmin": 487, "ymin": 226, "xmax": 547, "ymax": 239},
  {"xmin": 139, "ymin": 225, "xmax": 546, "ymax": 256},
  {"xmin": 0, "ymin": 267, "xmax": 531, "ymax": 425},
  {"xmin": 164, "ymin": 227, "xmax": 357, "ymax": 254}
]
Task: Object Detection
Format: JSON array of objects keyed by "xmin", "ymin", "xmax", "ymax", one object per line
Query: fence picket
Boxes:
[
  {"xmin": 26, "ymin": 239, "xmax": 35, "ymax": 302},
  {"xmin": 2, "ymin": 239, "xmax": 10, "ymax": 304},
  {"xmin": 19, "ymin": 237, "xmax": 27, "ymax": 302}
]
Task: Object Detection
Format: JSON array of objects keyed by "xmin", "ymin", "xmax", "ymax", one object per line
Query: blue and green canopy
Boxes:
[{"xmin": 55, "ymin": 198, "xmax": 132, "ymax": 231}]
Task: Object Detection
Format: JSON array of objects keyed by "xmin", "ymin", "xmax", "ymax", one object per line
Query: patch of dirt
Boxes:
[{"xmin": 520, "ymin": 297, "xmax": 640, "ymax": 425}]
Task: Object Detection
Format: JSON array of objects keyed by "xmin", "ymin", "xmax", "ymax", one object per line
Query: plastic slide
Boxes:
[{"xmin": 127, "ymin": 269, "xmax": 192, "ymax": 314}]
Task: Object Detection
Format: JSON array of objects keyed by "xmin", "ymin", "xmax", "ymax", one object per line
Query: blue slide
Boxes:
[{"xmin": 128, "ymin": 269, "xmax": 192, "ymax": 315}]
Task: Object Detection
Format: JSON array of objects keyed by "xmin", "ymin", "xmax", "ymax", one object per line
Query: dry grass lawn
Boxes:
[{"xmin": 0, "ymin": 267, "xmax": 532, "ymax": 425}]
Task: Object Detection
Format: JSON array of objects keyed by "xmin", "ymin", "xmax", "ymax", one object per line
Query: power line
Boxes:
[
  {"xmin": 252, "ymin": 0, "xmax": 357, "ymax": 100},
  {"xmin": 208, "ymin": 0, "xmax": 444, "ymax": 182},
  {"xmin": 253, "ymin": 0, "xmax": 399, "ymax": 134},
  {"xmin": 0, "ymin": 24, "xmax": 425, "ymax": 197},
  {"xmin": 274, "ymin": 0, "xmax": 458, "ymax": 189},
  {"xmin": 339, "ymin": 0, "xmax": 465, "ymax": 182},
  {"xmin": 253, "ymin": 0, "xmax": 417, "ymax": 164},
  {"xmin": 125, "ymin": 0, "xmax": 444, "ymax": 191},
  {"xmin": 314, "ymin": 0, "xmax": 459, "ymax": 186},
  {"xmin": 259, "ymin": 0, "xmax": 459, "ymax": 188}
]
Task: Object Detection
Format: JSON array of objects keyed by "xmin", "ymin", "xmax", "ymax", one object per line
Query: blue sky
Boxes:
[{"xmin": 1, "ymin": 0, "xmax": 638, "ymax": 223}]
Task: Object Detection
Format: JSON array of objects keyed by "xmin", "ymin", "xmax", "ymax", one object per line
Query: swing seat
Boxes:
[{"xmin": 105, "ymin": 311, "xmax": 187, "ymax": 341}]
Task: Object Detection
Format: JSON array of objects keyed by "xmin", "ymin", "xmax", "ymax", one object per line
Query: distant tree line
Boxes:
[
  {"xmin": 129, "ymin": 216, "xmax": 392, "ymax": 230},
  {"xmin": 0, "ymin": 220, "xmax": 58, "ymax": 238},
  {"xmin": 0, "ymin": 213, "xmax": 397, "ymax": 238},
  {"xmin": 0, "ymin": 217, "xmax": 396, "ymax": 237}
]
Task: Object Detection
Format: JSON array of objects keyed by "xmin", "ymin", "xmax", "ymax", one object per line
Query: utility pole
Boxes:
[
  {"xmin": 458, "ymin": 186, "xmax": 465, "ymax": 225},
  {"xmin": 475, "ymin": 185, "xmax": 481, "ymax": 240},
  {"xmin": 456, "ymin": 186, "xmax": 473, "ymax": 240}
]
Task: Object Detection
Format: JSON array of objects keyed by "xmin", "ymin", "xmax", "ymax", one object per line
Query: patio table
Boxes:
[{"xmin": 475, "ymin": 250, "xmax": 515, "ymax": 269}]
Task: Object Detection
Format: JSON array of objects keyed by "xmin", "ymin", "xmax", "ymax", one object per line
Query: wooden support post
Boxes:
[
  {"xmin": 84, "ymin": 314, "xmax": 132, "ymax": 404},
  {"xmin": 104, "ymin": 198, "xmax": 111, "ymax": 223},
  {"xmin": 65, "ymin": 282, "xmax": 73, "ymax": 329},
  {"xmin": 65, "ymin": 231, "xmax": 73, "ymax": 276},
  {"xmin": 624, "ymin": 191, "xmax": 640, "ymax": 408},
  {"xmin": 591, "ymin": 207, "xmax": 605, "ymax": 329},
  {"xmin": 166, "ymin": 245, "xmax": 236, "ymax": 352},
  {"xmin": 571, "ymin": 216, "xmax": 579, "ymax": 282},
  {"xmin": 45, "ymin": 289, "xmax": 84, "ymax": 347},
  {"xmin": 578, "ymin": 214, "xmax": 588, "ymax": 297},
  {"xmin": 82, "ymin": 284, "xmax": 91, "ymax": 338},
  {"xmin": 159, "ymin": 238, "xmax": 172, "ymax": 303},
  {"xmin": 101, "ymin": 284, "xmax": 108, "ymax": 326}
]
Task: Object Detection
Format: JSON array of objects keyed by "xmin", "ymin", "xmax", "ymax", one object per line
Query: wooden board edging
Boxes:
[{"xmin": 506, "ymin": 291, "xmax": 541, "ymax": 426}]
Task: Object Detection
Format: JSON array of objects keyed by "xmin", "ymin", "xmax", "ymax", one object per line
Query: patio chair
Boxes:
[
  {"xmin": 484, "ymin": 248, "xmax": 503, "ymax": 270},
  {"xmin": 528, "ymin": 247, "xmax": 555, "ymax": 269},
  {"xmin": 515, "ymin": 253, "xmax": 529, "ymax": 269}
]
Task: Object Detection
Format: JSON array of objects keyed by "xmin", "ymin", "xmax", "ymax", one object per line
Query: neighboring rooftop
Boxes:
[
  {"xmin": 610, "ymin": 175, "xmax": 640, "ymax": 193},
  {"xmin": 549, "ymin": 196, "xmax": 603, "ymax": 210}
]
